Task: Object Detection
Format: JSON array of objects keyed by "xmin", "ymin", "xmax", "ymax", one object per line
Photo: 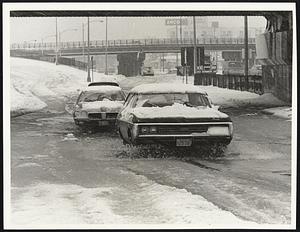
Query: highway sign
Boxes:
[{"xmin": 165, "ymin": 18, "xmax": 188, "ymax": 26}]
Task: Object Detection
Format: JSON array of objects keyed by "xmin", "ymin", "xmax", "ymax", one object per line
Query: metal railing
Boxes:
[
  {"xmin": 194, "ymin": 72, "xmax": 263, "ymax": 94},
  {"xmin": 11, "ymin": 37, "xmax": 256, "ymax": 50}
]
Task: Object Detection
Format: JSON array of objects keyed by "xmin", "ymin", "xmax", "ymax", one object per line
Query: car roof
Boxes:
[
  {"xmin": 88, "ymin": 81, "xmax": 119, "ymax": 87},
  {"xmin": 130, "ymin": 83, "xmax": 207, "ymax": 95},
  {"xmin": 83, "ymin": 85, "xmax": 122, "ymax": 92}
]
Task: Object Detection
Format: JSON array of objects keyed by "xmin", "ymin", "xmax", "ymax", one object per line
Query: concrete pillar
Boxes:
[{"xmin": 117, "ymin": 52, "xmax": 145, "ymax": 77}]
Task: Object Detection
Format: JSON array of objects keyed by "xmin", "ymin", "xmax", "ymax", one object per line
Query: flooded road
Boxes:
[{"xmin": 9, "ymin": 75, "xmax": 292, "ymax": 227}]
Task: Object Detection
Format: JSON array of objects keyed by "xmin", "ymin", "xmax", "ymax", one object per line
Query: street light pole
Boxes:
[
  {"xmin": 175, "ymin": 20, "xmax": 178, "ymax": 67},
  {"xmin": 55, "ymin": 17, "xmax": 58, "ymax": 65},
  {"xmin": 105, "ymin": 16, "xmax": 108, "ymax": 75},
  {"xmin": 193, "ymin": 16, "xmax": 197, "ymax": 75},
  {"xmin": 244, "ymin": 16, "xmax": 249, "ymax": 91},
  {"xmin": 87, "ymin": 17, "xmax": 91, "ymax": 82}
]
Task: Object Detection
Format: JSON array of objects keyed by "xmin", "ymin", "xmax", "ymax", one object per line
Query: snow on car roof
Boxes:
[
  {"xmin": 130, "ymin": 83, "xmax": 207, "ymax": 94},
  {"xmin": 83, "ymin": 85, "xmax": 122, "ymax": 92}
]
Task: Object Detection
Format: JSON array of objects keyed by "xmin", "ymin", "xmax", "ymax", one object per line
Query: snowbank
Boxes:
[
  {"xmin": 201, "ymin": 86, "xmax": 286, "ymax": 108},
  {"xmin": 10, "ymin": 57, "xmax": 288, "ymax": 117},
  {"xmin": 10, "ymin": 57, "xmax": 125, "ymax": 116},
  {"xmin": 262, "ymin": 107, "xmax": 292, "ymax": 120}
]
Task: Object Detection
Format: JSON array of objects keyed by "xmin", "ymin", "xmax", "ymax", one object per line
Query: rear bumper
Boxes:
[
  {"xmin": 74, "ymin": 117, "xmax": 117, "ymax": 125},
  {"xmin": 133, "ymin": 135, "xmax": 232, "ymax": 146}
]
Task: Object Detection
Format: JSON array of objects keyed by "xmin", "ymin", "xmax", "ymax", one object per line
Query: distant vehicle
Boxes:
[
  {"xmin": 142, "ymin": 66, "xmax": 154, "ymax": 76},
  {"xmin": 88, "ymin": 81, "xmax": 119, "ymax": 87},
  {"xmin": 217, "ymin": 61, "xmax": 244, "ymax": 75},
  {"xmin": 249, "ymin": 65, "xmax": 262, "ymax": 76},
  {"xmin": 116, "ymin": 83, "xmax": 233, "ymax": 153},
  {"xmin": 73, "ymin": 85, "xmax": 126, "ymax": 127}
]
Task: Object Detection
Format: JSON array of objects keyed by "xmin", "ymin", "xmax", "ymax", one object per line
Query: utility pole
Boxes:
[
  {"xmin": 193, "ymin": 16, "xmax": 197, "ymax": 75},
  {"xmin": 175, "ymin": 21, "xmax": 178, "ymax": 67},
  {"xmin": 180, "ymin": 16, "xmax": 183, "ymax": 43},
  {"xmin": 41, "ymin": 38, "xmax": 44, "ymax": 56},
  {"xmin": 162, "ymin": 53, "xmax": 165, "ymax": 72},
  {"xmin": 55, "ymin": 17, "xmax": 58, "ymax": 65},
  {"xmin": 105, "ymin": 16, "xmax": 108, "ymax": 75},
  {"xmin": 244, "ymin": 16, "xmax": 249, "ymax": 91},
  {"xmin": 82, "ymin": 23, "xmax": 85, "ymax": 63},
  {"xmin": 87, "ymin": 17, "xmax": 91, "ymax": 82}
]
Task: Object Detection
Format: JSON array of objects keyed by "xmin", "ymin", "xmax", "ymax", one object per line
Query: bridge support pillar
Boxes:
[{"xmin": 117, "ymin": 52, "xmax": 145, "ymax": 77}]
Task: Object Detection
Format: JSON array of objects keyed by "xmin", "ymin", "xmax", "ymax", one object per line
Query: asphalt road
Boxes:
[{"xmin": 10, "ymin": 76, "xmax": 292, "ymax": 226}]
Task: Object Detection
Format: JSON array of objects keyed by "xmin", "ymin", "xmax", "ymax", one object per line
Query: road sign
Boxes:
[{"xmin": 165, "ymin": 18, "xmax": 188, "ymax": 26}]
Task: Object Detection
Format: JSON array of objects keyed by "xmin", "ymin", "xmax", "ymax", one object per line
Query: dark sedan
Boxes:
[{"xmin": 116, "ymin": 83, "xmax": 233, "ymax": 151}]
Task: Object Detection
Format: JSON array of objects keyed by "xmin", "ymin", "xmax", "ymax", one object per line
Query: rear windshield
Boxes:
[{"xmin": 79, "ymin": 90, "xmax": 125, "ymax": 102}]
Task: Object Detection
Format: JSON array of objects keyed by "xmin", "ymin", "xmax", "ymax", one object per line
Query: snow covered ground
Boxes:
[
  {"xmin": 262, "ymin": 107, "xmax": 292, "ymax": 120},
  {"xmin": 10, "ymin": 57, "xmax": 124, "ymax": 116},
  {"xmin": 11, "ymin": 178, "xmax": 257, "ymax": 228},
  {"xmin": 10, "ymin": 57, "xmax": 288, "ymax": 117}
]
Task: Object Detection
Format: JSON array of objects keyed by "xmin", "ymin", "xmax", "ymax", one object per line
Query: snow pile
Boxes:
[
  {"xmin": 11, "ymin": 180, "xmax": 256, "ymax": 227},
  {"xmin": 201, "ymin": 87, "xmax": 286, "ymax": 108},
  {"xmin": 11, "ymin": 75, "xmax": 47, "ymax": 117},
  {"xmin": 262, "ymin": 107, "xmax": 292, "ymax": 120},
  {"xmin": 133, "ymin": 103, "xmax": 228, "ymax": 119},
  {"xmin": 11, "ymin": 184, "xmax": 125, "ymax": 226},
  {"xmin": 10, "ymin": 57, "xmax": 125, "ymax": 116}
]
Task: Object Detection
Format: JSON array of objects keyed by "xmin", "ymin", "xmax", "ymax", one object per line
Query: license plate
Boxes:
[
  {"xmin": 176, "ymin": 138, "xmax": 192, "ymax": 147},
  {"xmin": 98, "ymin": 121, "xmax": 109, "ymax": 126}
]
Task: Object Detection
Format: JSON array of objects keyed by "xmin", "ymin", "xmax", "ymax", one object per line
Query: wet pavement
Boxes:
[{"xmin": 9, "ymin": 77, "xmax": 292, "ymax": 227}]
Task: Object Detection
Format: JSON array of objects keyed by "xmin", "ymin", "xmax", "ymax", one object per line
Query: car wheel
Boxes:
[
  {"xmin": 207, "ymin": 143, "xmax": 227, "ymax": 157},
  {"xmin": 118, "ymin": 128, "xmax": 128, "ymax": 145},
  {"xmin": 193, "ymin": 143, "xmax": 227, "ymax": 158}
]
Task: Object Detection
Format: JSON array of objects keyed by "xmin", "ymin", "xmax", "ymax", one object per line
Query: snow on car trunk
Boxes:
[
  {"xmin": 132, "ymin": 103, "xmax": 228, "ymax": 119},
  {"xmin": 82, "ymin": 100, "xmax": 124, "ymax": 112}
]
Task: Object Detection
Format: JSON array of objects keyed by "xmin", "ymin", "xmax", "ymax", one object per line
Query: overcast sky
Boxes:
[{"xmin": 10, "ymin": 16, "xmax": 266, "ymax": 44}]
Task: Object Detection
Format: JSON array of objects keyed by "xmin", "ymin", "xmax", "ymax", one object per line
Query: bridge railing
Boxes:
[{"xmin": 11, "ymin": 37, "xmax": 256, "ymax": 50}]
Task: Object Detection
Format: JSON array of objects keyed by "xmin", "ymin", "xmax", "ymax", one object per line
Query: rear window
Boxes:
[{"xmin": 79, "ymin": 90, "xmax": 125, "ymax": 102}]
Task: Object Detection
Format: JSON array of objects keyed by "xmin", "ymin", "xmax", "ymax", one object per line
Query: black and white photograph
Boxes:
[{"xmin": 3, "ymin": 2, "xmax": 297, "ymax": 229}]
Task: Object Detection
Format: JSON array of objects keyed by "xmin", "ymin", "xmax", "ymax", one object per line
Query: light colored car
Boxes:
[
  {"xmin": 73, "ymin": 85, "xmax": 126, "ymax": 126},
  {"xmin": 116, "ymin": 83, "xmax": 233, "ymax": 150},
  {"xmin": 142, "ymin": 66, "xmax": 154, "ymax": 76}
]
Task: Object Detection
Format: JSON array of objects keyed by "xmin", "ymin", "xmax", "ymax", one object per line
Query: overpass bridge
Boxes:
[
  {"xmin": 10, "ymin": 37, "xmax": 256, "ymax": 56},
  {"xmin": 11, "ymin": 37, "xmax": 256, "ymax": 77}
]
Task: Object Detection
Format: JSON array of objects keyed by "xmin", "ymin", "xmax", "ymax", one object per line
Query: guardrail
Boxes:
[
  {"xmin": 12, "ymin": 54, "xmax": 87, "ymax": 71},
  {"xmin": 194, "ymin": 72, "xmax": 263, "ymax": 95},
  {"xmin": 10, "ymin": 37, "xmax": 256, "ymax": 50}
]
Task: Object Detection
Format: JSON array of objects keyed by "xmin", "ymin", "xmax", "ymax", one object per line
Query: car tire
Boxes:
[
  {"xmin": 118, "ymin": 128, "xmax": 128, "ymax": 145},
  {"xmin": 207, "ymin": 143, "xmax": 227, "ymax": 157},
  {"xmin": 193, "ymin": 143, "xmax": 226, "ymax": 158}
]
